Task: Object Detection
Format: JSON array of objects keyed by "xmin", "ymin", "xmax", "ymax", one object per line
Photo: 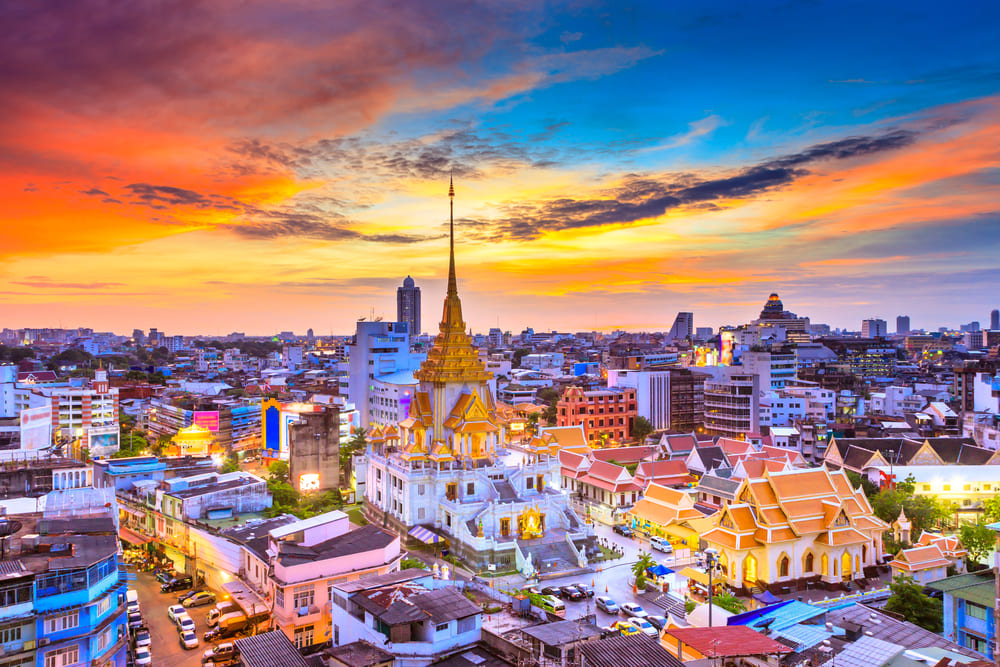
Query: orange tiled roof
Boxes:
[{"xmin": 890, "ymin": 544, "xmax": 951, "ymax": 571}]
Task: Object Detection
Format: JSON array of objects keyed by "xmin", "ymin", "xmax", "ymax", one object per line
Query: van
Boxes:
[
  {"xmin": 650, "ymin": 536, "xmax": 672, "ymax": 553},
  {"xmin": 126, "ymin": 589, "xmax": 140, "ymax": 613},
  {"xmin": 538, "ymin": 595, "xmax": 565, "ymax": 616}
]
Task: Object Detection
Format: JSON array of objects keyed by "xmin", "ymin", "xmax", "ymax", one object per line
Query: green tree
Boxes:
[
  {"xmin": 340, "ymin": 429, "xmax": 367, "ymax": 477},
  {"xmin": 525, "ymin": 413, "xmax": 539, "ymax": 436},
  {"xmin": 958, "ymin": 522, "xmax": 996, "ymax": 564},
  {"xmin": 542, "ymin": 403, "xmax": 558, "ymax": 426},
  {"xmin": 712, "ymin": 592, "xmax": 746, "ymax": 614},
  {"xmin": 632, "ymin": 551, "xmax": 654, "ymax": 590},
  {"xmin": 981, "ymin": 496, "xmax": 1000, "ymax": 524},
  {"xmin": 512, "ymin": 348, "xmax": 531, "ymax": 367},
  {"xmin": 631, "ymin": 416, "xmax": 654, "ymax": 443},
  {"xmin": 871, "ymin": 484, "xmax": 951, "ymax": 537},
  {"xmin": 846, "ymin": 470, "xmax": 879, "ymax": 498},
  {"xmin": 0, "ymin": 345, "xmax": 35, "ymax": 363},
  {"xmin": 537, "ymin": 387, "xmax": 560, "ymax": 405},
  {"xmin": 268, "ymin": 460, "xmax": 290, "ymax": 484},
  {"xmin": 884, "ymin": 574, "xmax": 942, "ymax": 633},
  {"xmin": 220, "ymin": 453, "xmax": 240, "ymax": 474}
]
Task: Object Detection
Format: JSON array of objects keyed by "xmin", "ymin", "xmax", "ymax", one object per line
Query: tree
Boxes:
[
  {"xmin": 982, "ymin": 496, "xmax": 1000, "ymax": 524},
  {"xmin": 958, "ymin": 522, "xmax": 996, "ymax": 564},
  {"xmin": 632, "ymin": 551, "xmax": 654, "ymax": 590},
  {"xmin": 846, "ymin": 470, "xmax": 879, "ymax": 498},
  {"xmin": 512, "ymin": 348, "xmax": 531, "ymax": 367},
  {"xmin": 631, "ymin": 416, "xmax": 654, "ymax": 443},
  {"xmin": 541, "ymin": 403, "xmax": 558, "ymax": 426},
  {"xmin": 537, "ymin": 387, "xmax": 560, "ymax": 405},
  {"xmin": 340, "ymin": 429, "xmax": 367, "ymax": 477},
  {"xmin": 220, "ymin": 453, "xmax": 240, "ymax": 474},
  {"xmin": 525, "ymin": 413, "xmax": 539, "ymax": 436},
  {"xmin": 268, "ymin": 460, "xmax": 290, "ymax": 484},
  {"xmin": 871, "ymin": 484, "xmax": 951, "ymax": 537},
  {"xmin": 712, "ymin": 592, "xmax": 746, "ymax": 614},
  {"xmin": 884, "ymin": 574, "xmax": 942, "ymax": 633}
]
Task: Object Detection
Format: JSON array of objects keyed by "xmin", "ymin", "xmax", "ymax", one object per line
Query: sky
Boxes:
[{"xmin": 2, "ymin": 0, "xmax": 999, "ymax": 336}]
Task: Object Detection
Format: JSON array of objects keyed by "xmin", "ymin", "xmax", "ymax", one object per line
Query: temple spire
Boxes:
[{"xmin": 439, "ymin": 175, "xmax": 464, "ymax": 333}]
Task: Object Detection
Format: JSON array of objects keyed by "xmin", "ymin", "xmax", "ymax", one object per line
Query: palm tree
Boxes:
[{"xmin": 632, "ymin": 551, "xmax": 654, "ymax": 591}]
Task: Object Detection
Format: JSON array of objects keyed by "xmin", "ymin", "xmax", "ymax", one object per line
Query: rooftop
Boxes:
[
  {"xmin": 234, "ymin": 630, "xmax": 309, "ymax": 667},
  {"xmin": 925, "ymin": 572, "xmax": 995, "ymax": 608},
  {"xmin": 519, "ymin": 619, "xmax": 604, "ymax": 646},
  {"xmin": 325, "ymin": 640, "xmax": 395, "ymax": 667},
  {"xmin": 274, "ymin": 524, "xmax": 396, "ymax": 567},
  {"xmin": 578, "ymin": 634, "xmax": 684, "ymax": 667},
  {"xmin": 662, "ymin": 626, "xmax": 794, "ymax": 658}
]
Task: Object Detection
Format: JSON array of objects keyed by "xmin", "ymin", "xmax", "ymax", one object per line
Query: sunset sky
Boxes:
[{"xmin": 3, "ymin": 1, "xmax": 999, "ymax": 336}]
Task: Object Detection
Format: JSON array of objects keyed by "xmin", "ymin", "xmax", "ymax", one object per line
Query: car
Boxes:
[
  {"xmin": 595, "ymin": 596, "xmax": 619, "ymax": 614},
  {"xmin": 572, "ymin": 583, "xmax": 595, "ymax": 598},
  {"xmin": 202, "ymin": 642, "xmax": 236, "ymax": 664},
  {"xmin": 559, "ymin": 585, "xmax": 583, "ymax": 601},
  {"xmin": 177, "ymin": 613, "xmax": 196, "ymax": 634},
  {"xmin": 541, "ymin": 586, "xmax": 561, "ymax": 597},
  {"xmin": 180, "ymin": 629, "xmax": 199, "ymax": 650},
  {"xmin": 133, "ymin": 629, "xmax": 151, "ymax": 649},
  {"xmin": 610, "ymin": 620, "xmax": 640, "ymax": 637},
  {"xmin": 620, "ymin": 602, "xmax": 648, "ymax": 619},
  {"xmin": 162, "ymin": 575, "xmax": 194, "ymax": 593},
  {"xmin": 613, "ymin": 524, "xmax": 633, "ymax": 537},
  {"xmin": 167, "ymin": 604, "xmax": 186, "ymax": 623},
  {"xmin": 647, "ymin": 615, "xmax": 667, "ymax": 630},
  {"xmin": 243, "ymin": 455, "xmax": 257, "ymax": 463},
  {"xmin": 524, "ymin": 586, "xmax": 542, "ymax": 597},
  {"xmin": 127, "ymin": 611, "xmax": 143, "ymax": 630},
  {"xmin": 134, "ymin": 646, "xmax": 152, "ymax": 666},
  {"xmin": 183, "ymin": 591, "xmax": 217, "ymax": 608},
  {"xmin": 630, "ymin": 617, "xmax": 658, "ymax": 636},
  {"xmin": 127, "ymin": 600, "xmax": 140, "ymax": 615},
  {"xmin": 178, "ymin": 589, "xmax": 201, "ymax": 603},
  {"xmin": 155, "ymin": 569, "xmax": 177, "ymax": 584}
]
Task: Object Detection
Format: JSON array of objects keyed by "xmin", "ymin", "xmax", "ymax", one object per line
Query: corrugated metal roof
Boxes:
[
  {"xmin": 234, "ymin": 630, "xmax": 309, "ymax": 667},
  {"xmin": 579, "ymin": 633, "xmax": 684, "ymax": 667}
]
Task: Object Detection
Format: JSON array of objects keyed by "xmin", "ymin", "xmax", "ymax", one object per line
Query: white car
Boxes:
[
  {"xmin": 134, "ymin": 646, "xmax": 152, "ymax": 666},
  {"xmin": 133, "ymin": 629, "xmax": 151, "ymax": 649},
  {"xmin": 176, "ymin": 613, "xmax": 196, "ymax": 634},
  {"xmin": 179, "ymin": 629, "xmax": 199, "ymax": 650},
  {"xmin": 631, "ymin": 617, "xmax": 658, "ymax": 636},
  {"xmin": 167, "ymin": 604, "xmax": 186, "ymax": 623},
  {"xmin": 620, "ymin": 602, "xmax": 648, "ymax": 619}
]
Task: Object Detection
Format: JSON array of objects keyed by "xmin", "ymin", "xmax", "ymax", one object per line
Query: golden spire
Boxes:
[{"xmin": 440, "ymin": 175, "xmax": 464, "ymax": 334}]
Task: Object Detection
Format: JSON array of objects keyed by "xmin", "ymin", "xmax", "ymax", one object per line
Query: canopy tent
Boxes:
[
  {"xmin": 648, "ymin": 564, "xmax": 675, "ymax": 576},
  {"xmin": 752, "ymin": 590, "xmax": 781, "ymax": 606},
  {"xmin": 408, "ymin": 525, "xmax": 444, "ymax": 544},
  {"xmin": 679, "ymin": 567, "xmax": 710, "ymax": 586}
]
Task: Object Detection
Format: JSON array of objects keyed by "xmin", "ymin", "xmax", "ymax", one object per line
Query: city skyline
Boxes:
[{"xmin": 2, "ymin": 1, "xmax": 999, "ymax": 334}]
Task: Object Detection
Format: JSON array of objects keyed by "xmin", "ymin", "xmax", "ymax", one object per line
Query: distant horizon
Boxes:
[{"xmin": 2, "ymin": 2, "xmax": 998, "ymax": 334}]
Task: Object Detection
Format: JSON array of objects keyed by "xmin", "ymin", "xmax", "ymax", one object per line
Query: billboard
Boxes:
[
  {"xmin": 193, "ymin": 410, "xmax": 220, "ymax": 432},
  {"xmin": 20, "ymin": 405, "xmax": 52, "ymax": 450}
]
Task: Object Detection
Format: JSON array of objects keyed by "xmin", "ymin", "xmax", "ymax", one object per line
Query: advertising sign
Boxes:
[
  {"xmin": 193, "ymin": 410, "xmax": 220, "ymax": 432},
  {"xmin": 20, "ymin": 405, "xmax": 52, "ymax": 450}
]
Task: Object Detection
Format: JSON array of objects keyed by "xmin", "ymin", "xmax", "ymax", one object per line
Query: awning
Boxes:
[
  {"xmin": 679, "ymin": 567, "xmax": 710, "ymax": 586},
  {"xmin": 648, "ymin": 564, "xmax": 674, "ymax": 576},
  {"xmin": 752, "ymin": 590, "xmax": 781, "ymax": 606},
  {"xmin": 119, "ymin": 527, "xmax": 153, "ymax": 545},
  {"xmin": 408, "ymin": 525, "xmax": 443, "ymax": 544}
]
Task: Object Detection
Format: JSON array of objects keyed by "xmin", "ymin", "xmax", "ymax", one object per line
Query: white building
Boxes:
[
  {"xmin": 742, "ymin": 349, "xmax": 797, "ymax": 391},
  {"xmin": 862, "ymin": 318, "xmax": 888, "ymax": 338},
  {"xmin": 703, "ymin": 372, "xmax": 760, "ymax": 439},
  {"xmin": 347, "ymin": 321, "xmax": 425, "ymax": 429}
]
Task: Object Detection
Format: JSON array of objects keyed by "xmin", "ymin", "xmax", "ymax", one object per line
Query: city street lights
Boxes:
[{"xmin": 705, "ymin": 548, "xmax": 718, "ymax": 627}]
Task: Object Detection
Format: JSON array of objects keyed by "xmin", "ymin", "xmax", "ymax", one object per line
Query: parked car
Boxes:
[
  {"xmin": 559, "ymin": 585, "xmax": 583, "ymax": 601},
  {"xmin": 177, "ymin": 614, "xmax": 196, "ymax": 634},
  {"xmin": 127, "ymin": 611, "xmax": 143, "ymax": 630},
  {"xmin": 610, "ymin": 621, "xmax": 640, "ymax": 637},
  {"xmin": 541, "ymin": 586, "xmax": 562, "ymax": 597},
  {"xmin": 162, "ymin": 575, "xmax": 194, "ymax": 593},
  {"xmin": 134, "ymin": 647, "xmax": 152, "ymax": 666},
  {"xmin": 126, "ymin": 589, "xmax": 140, "ymax": 614},
  {"xmin": 524, "ymin": 586, "xmax": 543, "ymax": 597},
  {"xmin": 650, "ymin": 536, "xmax": 673, "ymax": 553},
  {"xmin": 178, "ymin": 589, "xmax": 201, "ymax": 604},
  {"xmin": 133, "ymin": 629, "xmax": 151, "ymax": 649},
  {"xmin": 202, "ymin": 642, "xmax": 236, "ymax": 665},
  {"xmin": 572, "ymin": 583, "xmax": 595, "ymax": 598},
  {"xmin": 613, "ymin": 524, "xmax": 633, "ymax": 537},
  {"xmin": 155, "ymin": 569, "xmax": 177, "ymax": 584},
  {"xmin": 180, "ymin": 630, "xmax": 199, "ymax": 650},
  {"xmin": 620, "ymin": 602, "xmax": 648, "ymax": 619},
  {"xmin": 595, "ymin": 596, "xmax": 619, "ymax": 614},
  {"xmin": 167, "ymin": 605, "xmax": 187, "ymax": 623},
  {"xmin": 630, "ymin": 617, "xmax": 658, "ymax": 636},
  {"xmin": 183, "ymin": 591, "xmax": 216, "ymax": 608},
  {"xmin": 647, "ymin": 615, "xmax": 667, "ymax": 630}
]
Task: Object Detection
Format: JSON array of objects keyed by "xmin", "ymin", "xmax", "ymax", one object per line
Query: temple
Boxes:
[{"xmin": 364, "ymin": 179, "xmax": 594, "ymax": 576}]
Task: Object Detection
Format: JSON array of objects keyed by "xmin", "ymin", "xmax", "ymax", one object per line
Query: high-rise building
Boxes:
[
  {"xmin": 861, "ymin": 318, "xmax": 887, "ymax": 338},
  {"xmin": 703, "ymin": 372, "xmax": 760, "ymax": 438},
  {"xmin": 991, "ymin": 309, "xmax": 999, "ymax": 330},
  {"xmin": 608, "ymin": 367, "xmax": 707, "ymax": 433},
  {"xmin": 346, "ymin": 320, "xmax": 421, "ymax": 428},
  {"xmin": 668, "ymin": 312, "xmax": 693, "ymax": 340},
  {"xmin": 396, "ymin": 275, "xmax": 421, "ymax": 337},
  {"xmin": 742, "ymin": 347, "xmax": 798, "ymax": 390},
  {"xmin": 896, "ymin": 315, "xmax": 910, "ymax": 335}
]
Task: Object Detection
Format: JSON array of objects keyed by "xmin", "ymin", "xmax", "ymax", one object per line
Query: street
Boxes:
[{"xmin": 130, "ymin": 570, "xmax": 221, "ymax": 667}]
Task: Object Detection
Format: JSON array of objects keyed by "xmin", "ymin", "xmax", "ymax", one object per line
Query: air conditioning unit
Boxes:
[{"xmin": 38, "ymin": 638, "xmax": 49, "ymax": 647}]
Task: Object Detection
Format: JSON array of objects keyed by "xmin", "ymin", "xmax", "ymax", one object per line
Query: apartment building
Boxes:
[
  {"xmin": 607, "ymin": 368, "xmax": 707, "ymax": 433},
  {"xmin": 703, "ymin": 373, "xmax": 760, "ymax": 439},
  {"xmin": 556, "ymin": 386, "xmax": 637, "ymax": 444}
]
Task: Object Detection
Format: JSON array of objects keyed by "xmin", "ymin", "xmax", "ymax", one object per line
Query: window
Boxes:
[
  {"xmin": 0, "ymin": 583, "xmax": 31, "ymax": 607},
  {"xmin": 96, "ymin": 626, "xmax": 113, "ymax": 653},
  {"xmin": 417, "ymin": 507, "xmax": 425, "ymax": 520},
  {"xmin": 943, "ymin": 484, "xmax": 951, "ymax": 491},
  {"xmin": 967, "ymin": 633, "xmax": 989, "ymax": 654},
  {"xmin": 779, "ymin": 556, "xmax": 789, "ymax": 578},
  {"xmin": 95, "ymin": 593, "xmax": 113, "ymax": 617},
  {"xmin": 984, "ymin": 484, "xmax": 992, "ymax": 491},
  {"xmin": 967, "ymin": 603, "xmax": 989, "ymax": 620},
  {"xmin": 44, "ymin": 646, "xmax": 79, "ymax": 667},
  {"xmin": 436, "ymin": 622, "xmax": 449, "ymax": 632},
  {"xmin": 922, "ymin": 484, "xmax": 931, "ymax": 492},
  {"xmin": 293, "ymin": 585, "xmax": 315, "ymax": 610},
  {"xmin": 963, "ymin": 484, "xmax": 972, "ymax": 492},
  {"xmin": 0, "ymin": 624, "xmax": 21, "ymax": 644},
  {"xmin": 45, "ymin": 611, "xmax": 79, "ymax": 634},
  {"xmin": 457, "ymin": 617, "xmax": 476, "ymax": 633},
  {"xmin": 804, "ymin": 553, "xmax": 814, "ymax": 573},
  {"xmin": 334, "ymin": 624, "xmax": 340, "ymax": 646},
  {"xmin": 293, "ymin": 625, "xmax": 314, "ymax": 649},
  {"xmin": 274, "ymin": 586, "xmax": 285, "ymax": 609},
  {"xmin": 418, "ymin": 484, "xmax": 425, "ymax": 495},
  {"xmin": 527, "ymin": 478, "xmax": 534, "ymax": 489},
  {"xmin": 467, "ymin": 482, "xmax": 475, "ymax": 495}
]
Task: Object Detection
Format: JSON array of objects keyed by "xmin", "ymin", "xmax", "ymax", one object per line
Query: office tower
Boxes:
[
  {"xmin": 668, "ymin": 312, "xmax": 694, "ymax": 340},
  {"xmin": 396, "ymin": 275, "xmax": 421, "ymax": 337},
  {"xmin": 861, "ymin": 318, "xmax": 887, "ymax": 338},
  {"xmin": 896, "ymin": 315, "xmax": 910, "ymax": 335},
  {"xmin": 991, "ymin": 309, "xmax": 999, "ymax": 330}
]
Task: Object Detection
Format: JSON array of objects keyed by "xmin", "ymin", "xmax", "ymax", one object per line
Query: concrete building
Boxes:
[
  {"xmin": 991, "ymin": 309, "xmax": 1000, "ymax": 331},
  {"xmin": 288, "ymin": 408, "xmax": 340, "ymax": 493},
  {"xmin": 896, "ymin": 315, "xmax": 911, "ymax": 335},
  {"xmin": 607, "ymin": 368, "xmax": 707, "ymax": 433},
  {"xmin": 397, "ymin": 276, "xmax": 422, "ymax": 338},
  {"xmin": 862, "ymin": 318, "xmax": 888, "ymax": 338},
  {"xmin": 668, "ymin": 312, "xmax": 693, "ymax": 340},
  {"xmin": 927, "ymin": 571, "xmax": 996, "ymax": 660},
  {"xmin": 147, "ymin": 396, "xmax": 261, "ymax": 452},
  {"xmin": 703, "ymin": 372, "xmax": 759, "ymax": 439},
  {"xmin": 347, "ymin": 321, "xmax": 423, "ymax": 429},
  {"xmin": 741, "ymin": 348, "xmax": 797, "ymax": 390},
  {"xmin": 556, "ymin": 386, "xmax": 637, "ymax": 445}
]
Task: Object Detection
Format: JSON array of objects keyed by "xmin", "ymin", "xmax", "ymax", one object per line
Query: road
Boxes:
[{"xmin": 130, "ymin": 570, "xmax": 222, "ymax": 667}]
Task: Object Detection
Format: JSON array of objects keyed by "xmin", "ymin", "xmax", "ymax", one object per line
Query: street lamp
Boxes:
[{"xmin": 705, "ymin": 548, "xmax": 718, "ymax": 627}]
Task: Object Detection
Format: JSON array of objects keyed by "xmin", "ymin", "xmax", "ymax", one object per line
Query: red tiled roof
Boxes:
[
  {"xmin": 591, "ymin": 446, "xmax": 657, "ymax": 464},
  {"xmin": 663, "ymin": 626, "xmax": 793, "ymax": 658}
]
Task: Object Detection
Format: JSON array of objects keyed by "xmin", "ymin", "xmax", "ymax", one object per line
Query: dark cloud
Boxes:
[
  {"xmin": 476, "ymin": 128, "xmax": 917, "ymax": 241},
  {"xmin": 80, "ymin": 187, "xmax": 109, "ymax": 196},
  {"xmin": 125, "ymin": 183, "xmax": 215, "ymax": 207}
]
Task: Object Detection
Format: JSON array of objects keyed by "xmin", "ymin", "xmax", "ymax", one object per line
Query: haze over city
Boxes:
[{"xmin": 3, "ymin": 1, "xmax": 999, "ymax": 334}]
